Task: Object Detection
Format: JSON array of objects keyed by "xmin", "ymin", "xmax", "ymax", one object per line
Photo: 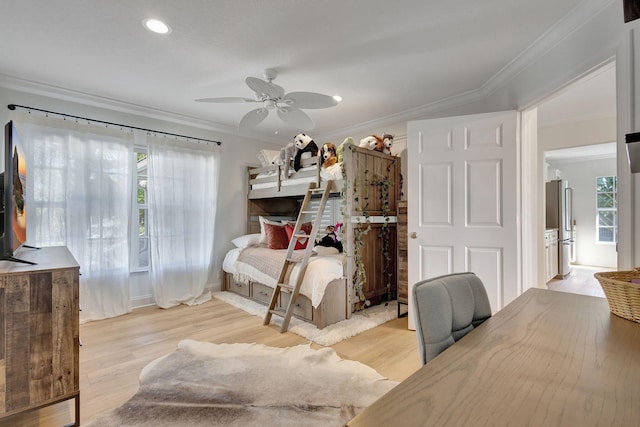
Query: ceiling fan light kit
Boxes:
[{"xmin": 196, "ymin": 68, "xmax": 339, "ymax": 131}]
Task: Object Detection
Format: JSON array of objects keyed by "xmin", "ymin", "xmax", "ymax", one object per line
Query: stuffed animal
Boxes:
[
  {"xmin": 359, "ymin": 135, "xmax": 382, "ymax": 150},
  {"xmin": 380, "ymin": 133, "xmax": 394, "ymax": 155},
  {"xmin": 336, "ymin": 137, "xmax": 354, "ymax": 163},
  {"xmin": 314, "ymin": 224, "xmax": 343, "ymax": 254},
  {"xmin": 293, "ymin": 133, "xmax": 319, "ymax": 172},
  {"xmin": 276, "ymin": 142, "xmax": 296, "ymax": 178},
  {"xmin": 319, "ymin": 142, "xmax": 338, "ymax": 168}
]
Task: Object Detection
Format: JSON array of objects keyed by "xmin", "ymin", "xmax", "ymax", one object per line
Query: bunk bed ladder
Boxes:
[{"xmin": 264, "ymin": 181, "xmax": 333, "ymax": 333}]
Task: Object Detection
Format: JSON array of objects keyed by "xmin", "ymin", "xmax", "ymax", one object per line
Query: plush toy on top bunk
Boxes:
[
  {"xmin": 358, "ymin": 133, "xmax": 394, "ymax": 156},
  {"xmin": 319, "ymin": 142, "xmax": 338, "ymax": 168},
  {"xmin": 313, "ymin": 223, "xmax": 344, "ymax": 255},
  {"xmin": 359, "ymin": 135, "xmax": 382, "ymax": 151},
  {"xmin": 275, "ymin": 133, "xmax": 318, "ymax": 178},
  {"xmin": 293, "ymin": 133, "xmax": 318, "ymax": 172},
  {"xmin": 336, "ymin": 137, "xmax": 354, "ymax": 163},
  {"xmin": 379, "ymin": 133, "xmax": 394, "ymax": 155},
  {"xmin": 276, "ymin": 142, "xmax": 296, "ymax": 178},
  {"xmin": 318, "ymin": 141, "xmax": 342, "ymax": 181}
]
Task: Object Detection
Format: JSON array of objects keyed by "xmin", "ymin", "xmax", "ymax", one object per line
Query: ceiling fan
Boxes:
[{"xmin": 196, "ymin": 68, "xmax": 339, "ymax": 131}]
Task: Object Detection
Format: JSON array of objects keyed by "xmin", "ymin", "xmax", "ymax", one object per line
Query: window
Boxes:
[
  {"xmin": 131, "ymin": 148, "xmax": 149, "ymax": 271},
  {"xmin": 596, "ymin": 175, "xmax": 617, "ymax": 243}
]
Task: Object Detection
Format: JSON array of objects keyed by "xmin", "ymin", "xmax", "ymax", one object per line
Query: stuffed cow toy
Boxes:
[{"xmin": 359, "ymin": 135, "xmax": 382, "ymax": 150}]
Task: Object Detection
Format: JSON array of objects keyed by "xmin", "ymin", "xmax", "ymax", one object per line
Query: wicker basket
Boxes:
[{"xmin": 594, "ymin": 268, "xmax": 640, "ymax": 323}]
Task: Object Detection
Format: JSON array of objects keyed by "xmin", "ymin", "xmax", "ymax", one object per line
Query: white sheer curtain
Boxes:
[
  {"xmin": 147, "ymin": 134, "xmax": 219, "ymax": 308},
  {"xmin": 17, "ymin": 116, "xmax": 133, "ymax": 322}
]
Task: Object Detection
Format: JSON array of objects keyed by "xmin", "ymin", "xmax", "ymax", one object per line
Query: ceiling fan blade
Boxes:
[
  {"xmin": 283, "ymin": 92, "xmax": 339, "ymax": 109},
  {"xmin": 277, "ymin": 107, "xmax": 314, "ymax": 130},
  {"xmin": 245, "ymin": 77, "xmax": 285, "ymax": 99},
  {"xmin": 195, "ymin": 97, "xmax": 257, "ymax": 103},
  {"xmin": 238, "ymin": 108, "xmax": 269, "ymax": 130}
]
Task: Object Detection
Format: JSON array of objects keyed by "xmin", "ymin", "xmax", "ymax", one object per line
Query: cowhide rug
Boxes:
[{"xmin": 86, "ymin": 339, "xmax": 398, "ymax": 427}]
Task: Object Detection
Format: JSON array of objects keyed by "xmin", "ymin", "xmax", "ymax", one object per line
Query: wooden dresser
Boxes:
[
  {"xmin": 397, "ymin": 200, "xmax": 408, "ymax": 316},
  {"xmin": 0, "ymin": 246, "xmax": 80, "ymax": 426}
]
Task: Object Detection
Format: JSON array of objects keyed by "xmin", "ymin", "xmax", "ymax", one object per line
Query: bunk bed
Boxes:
[{"xmin": 222, "ymin": 144, "xmax": 401, "ymax": 329}]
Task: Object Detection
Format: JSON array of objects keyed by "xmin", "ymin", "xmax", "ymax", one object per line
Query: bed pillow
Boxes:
[
  {"xmin": 259, "ymin": 216, "xmax": 284, "ymax": 244},
  {"xmin": 257, "ymin": 149, "xmax": 281, "ymax": 167},
  {"xmin": 231, "ymin": 233, "xmax": 261, "ymax": 248},
  {"xmin": 284, "ymin": 222, "xmax": 313, "ymax": 250},
  {"xmin": 263, "ymin": 222, "xmax": 289, "ymax": 250}
]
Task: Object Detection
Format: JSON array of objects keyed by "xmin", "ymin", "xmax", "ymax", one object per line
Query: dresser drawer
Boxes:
[
  {"xmin": 280, "ymin": 292, "xmax": 313, "ymax": 321},
  {"xmin": 251, "ymin": 282, "xmax": 274, "ymax": 304}
]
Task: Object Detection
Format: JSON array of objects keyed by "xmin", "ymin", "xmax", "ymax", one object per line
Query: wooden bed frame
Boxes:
[
  {"xmin": 223, "ymin": 144, "xmax": 401, "ymax": 328},
  {"xmin": 222, "ymin": 272, "xmax": 347, "ymax": 329}
]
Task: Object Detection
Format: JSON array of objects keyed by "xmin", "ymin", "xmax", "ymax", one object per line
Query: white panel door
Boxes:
[{"xmin": 407, "ymin": 111, "xmax": 521, "ymax": 329}]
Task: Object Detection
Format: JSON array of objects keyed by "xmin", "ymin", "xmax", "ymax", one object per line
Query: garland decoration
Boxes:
[
  {"xmin": 341, "ymin": 147, "xmax": 397, "ymax": 309},
  {"xmin": 353, "ymin": 167, "xmax": 372, "ymax": 307},
  {"xmin": 371, "ymin": 172, "xmax": 393, "ymax": 297}
]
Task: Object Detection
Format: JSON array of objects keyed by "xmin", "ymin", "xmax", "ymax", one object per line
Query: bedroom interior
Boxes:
[
  {"xmin": 2, "ymin": 1, "xmax": 640, "ymax": 426},
  {"xmin": 223, "ymin": 142, "xmax": 401, "ymax": 332}
]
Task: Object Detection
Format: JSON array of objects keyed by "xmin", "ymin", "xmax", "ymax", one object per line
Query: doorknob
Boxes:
[{"xmin": 409, "ymin": 232, "xmax": 417, "ymax": 239}]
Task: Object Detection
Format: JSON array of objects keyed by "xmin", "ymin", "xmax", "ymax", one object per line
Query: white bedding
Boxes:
[
  {"xmin": 225, "ymin": 246, "xmax": 344, "ymax": 308},
  {"xmin": 222, "ymin": 247, "xmax": 241, "ymax": 274},
  {"xmin": 251, "ymin": 163, "xmax": 343, "ymax": 190}
]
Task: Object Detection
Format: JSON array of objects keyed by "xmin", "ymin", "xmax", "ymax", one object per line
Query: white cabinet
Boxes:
[
  {"xmin": 544, "ymin": 229, "xmax": 559, "ymax": 282},
  {"xmin": 550, "ymin": 237, "xmax": 558, "ymax": 280}
]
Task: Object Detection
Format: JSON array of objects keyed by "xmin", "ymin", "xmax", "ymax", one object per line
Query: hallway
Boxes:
[{"xmin": 546, "ymin": 264, "xmax": 611, "ymax": 298}]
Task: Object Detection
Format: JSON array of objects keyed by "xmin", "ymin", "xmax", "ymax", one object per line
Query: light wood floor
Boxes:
[
  {"xmin": 546, "ymin": 264, "xmax": 611, "ymax": 298},
  {"xmin": 0, "ymin": 297, "xmax": 419, "ymax": 427}
]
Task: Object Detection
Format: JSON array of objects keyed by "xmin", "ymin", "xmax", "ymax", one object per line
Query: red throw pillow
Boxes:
[
  {"xmin": 263, "ymin": 222, "xmax": 289, "ymax": 250},
  {"xmin": 284, "ymin": 222, "xmax": 313, "ymax": 250}
]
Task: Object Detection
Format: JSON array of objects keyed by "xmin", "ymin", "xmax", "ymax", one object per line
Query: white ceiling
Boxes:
[
  {"xmin": 537, "ymin": 61, "xmax": 616, "ymax": 128},
  {"xmin": 540, "ymin": 61, "xmax": 617, "ymax": 162},
  {"xmin": 0, "ymin": 0, "xmax": 612, "ymax": 142}
]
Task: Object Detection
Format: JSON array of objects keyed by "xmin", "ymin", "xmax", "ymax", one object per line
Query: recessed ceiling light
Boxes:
[
  {"xmin": 143, "ymin": 18, "xmax": 171, "ymax": 34},
  {"xmin": 333, "ymin": 95, "xmax": 343, "ymax": 103}
]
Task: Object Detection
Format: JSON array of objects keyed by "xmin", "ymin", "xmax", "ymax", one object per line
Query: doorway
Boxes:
[{"xmin": 536, "ymin": 62, "xmax": 617, "ymax": 295}]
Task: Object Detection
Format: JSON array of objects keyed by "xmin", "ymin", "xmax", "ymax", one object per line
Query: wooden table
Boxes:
[{"xmin": 347, "ymin": 288, "xmax": 640, "ymax": 426}]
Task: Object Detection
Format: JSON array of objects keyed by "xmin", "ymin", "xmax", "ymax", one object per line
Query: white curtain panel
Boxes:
[
  {"xmin": 17, "ymin": 117, "xmax": 133, "ymax": 322},
  {"xmin": 147, "ymin": 134, "xmax": 219, "ymax": 308}
]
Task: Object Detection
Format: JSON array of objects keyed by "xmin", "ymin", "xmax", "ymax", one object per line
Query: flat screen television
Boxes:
[{"xmin": 1, "ymin": 121, "xmax": 36, "ymax": 264}]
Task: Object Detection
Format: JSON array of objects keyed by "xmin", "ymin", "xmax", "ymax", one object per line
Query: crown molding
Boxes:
[
  {"xmin": 320, "ymin": 0, "xmax": 616, "ymax": 141},
  {"xmin": 318, "ymin": 87, "xmax": 484, "ymax": 142},
  {"xmin": 0, "ymin": 73, "xmax": 279, "ymax": 145},
  {"xmin": 481, "ymin": 0, "xmax": 616, "ymax": 96}
]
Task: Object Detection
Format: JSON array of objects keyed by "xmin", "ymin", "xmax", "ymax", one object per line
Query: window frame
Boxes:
[
  {"xmin": 130, "ymin": 145, "xmax": 149, "ymax": 272},
  {"xmin": 595, "ymin": 175, "xmax": 617, "ymax": 244}
]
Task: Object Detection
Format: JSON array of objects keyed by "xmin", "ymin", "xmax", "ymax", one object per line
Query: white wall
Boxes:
[
  {"xmin": 0, "ymin": 86, "xmax": 280, "ymax": 306},
  {"xmin": 538, "ymin": 117, "xmax": 617, "ymax": 150}
]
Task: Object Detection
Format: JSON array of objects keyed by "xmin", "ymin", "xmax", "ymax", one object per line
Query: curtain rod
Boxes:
[{"xmin": 7, "ymin": 103, "xmax": 222, "ymax": 146}]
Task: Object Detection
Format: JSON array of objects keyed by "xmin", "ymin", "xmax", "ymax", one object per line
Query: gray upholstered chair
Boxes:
[{"xmin": 412, "ymin": 272, "xmax": 492, "ymax": 365}]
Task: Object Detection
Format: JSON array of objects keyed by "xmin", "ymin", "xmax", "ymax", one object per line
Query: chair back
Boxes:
[{"xmin": 412, "ymin": 272, "xmax": 492, "ymax": 365}]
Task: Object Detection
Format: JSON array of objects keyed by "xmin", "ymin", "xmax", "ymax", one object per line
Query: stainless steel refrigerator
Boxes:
[{"xmin": 545, "ymin": 179, "xmax": 575, "ymax": 279}]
